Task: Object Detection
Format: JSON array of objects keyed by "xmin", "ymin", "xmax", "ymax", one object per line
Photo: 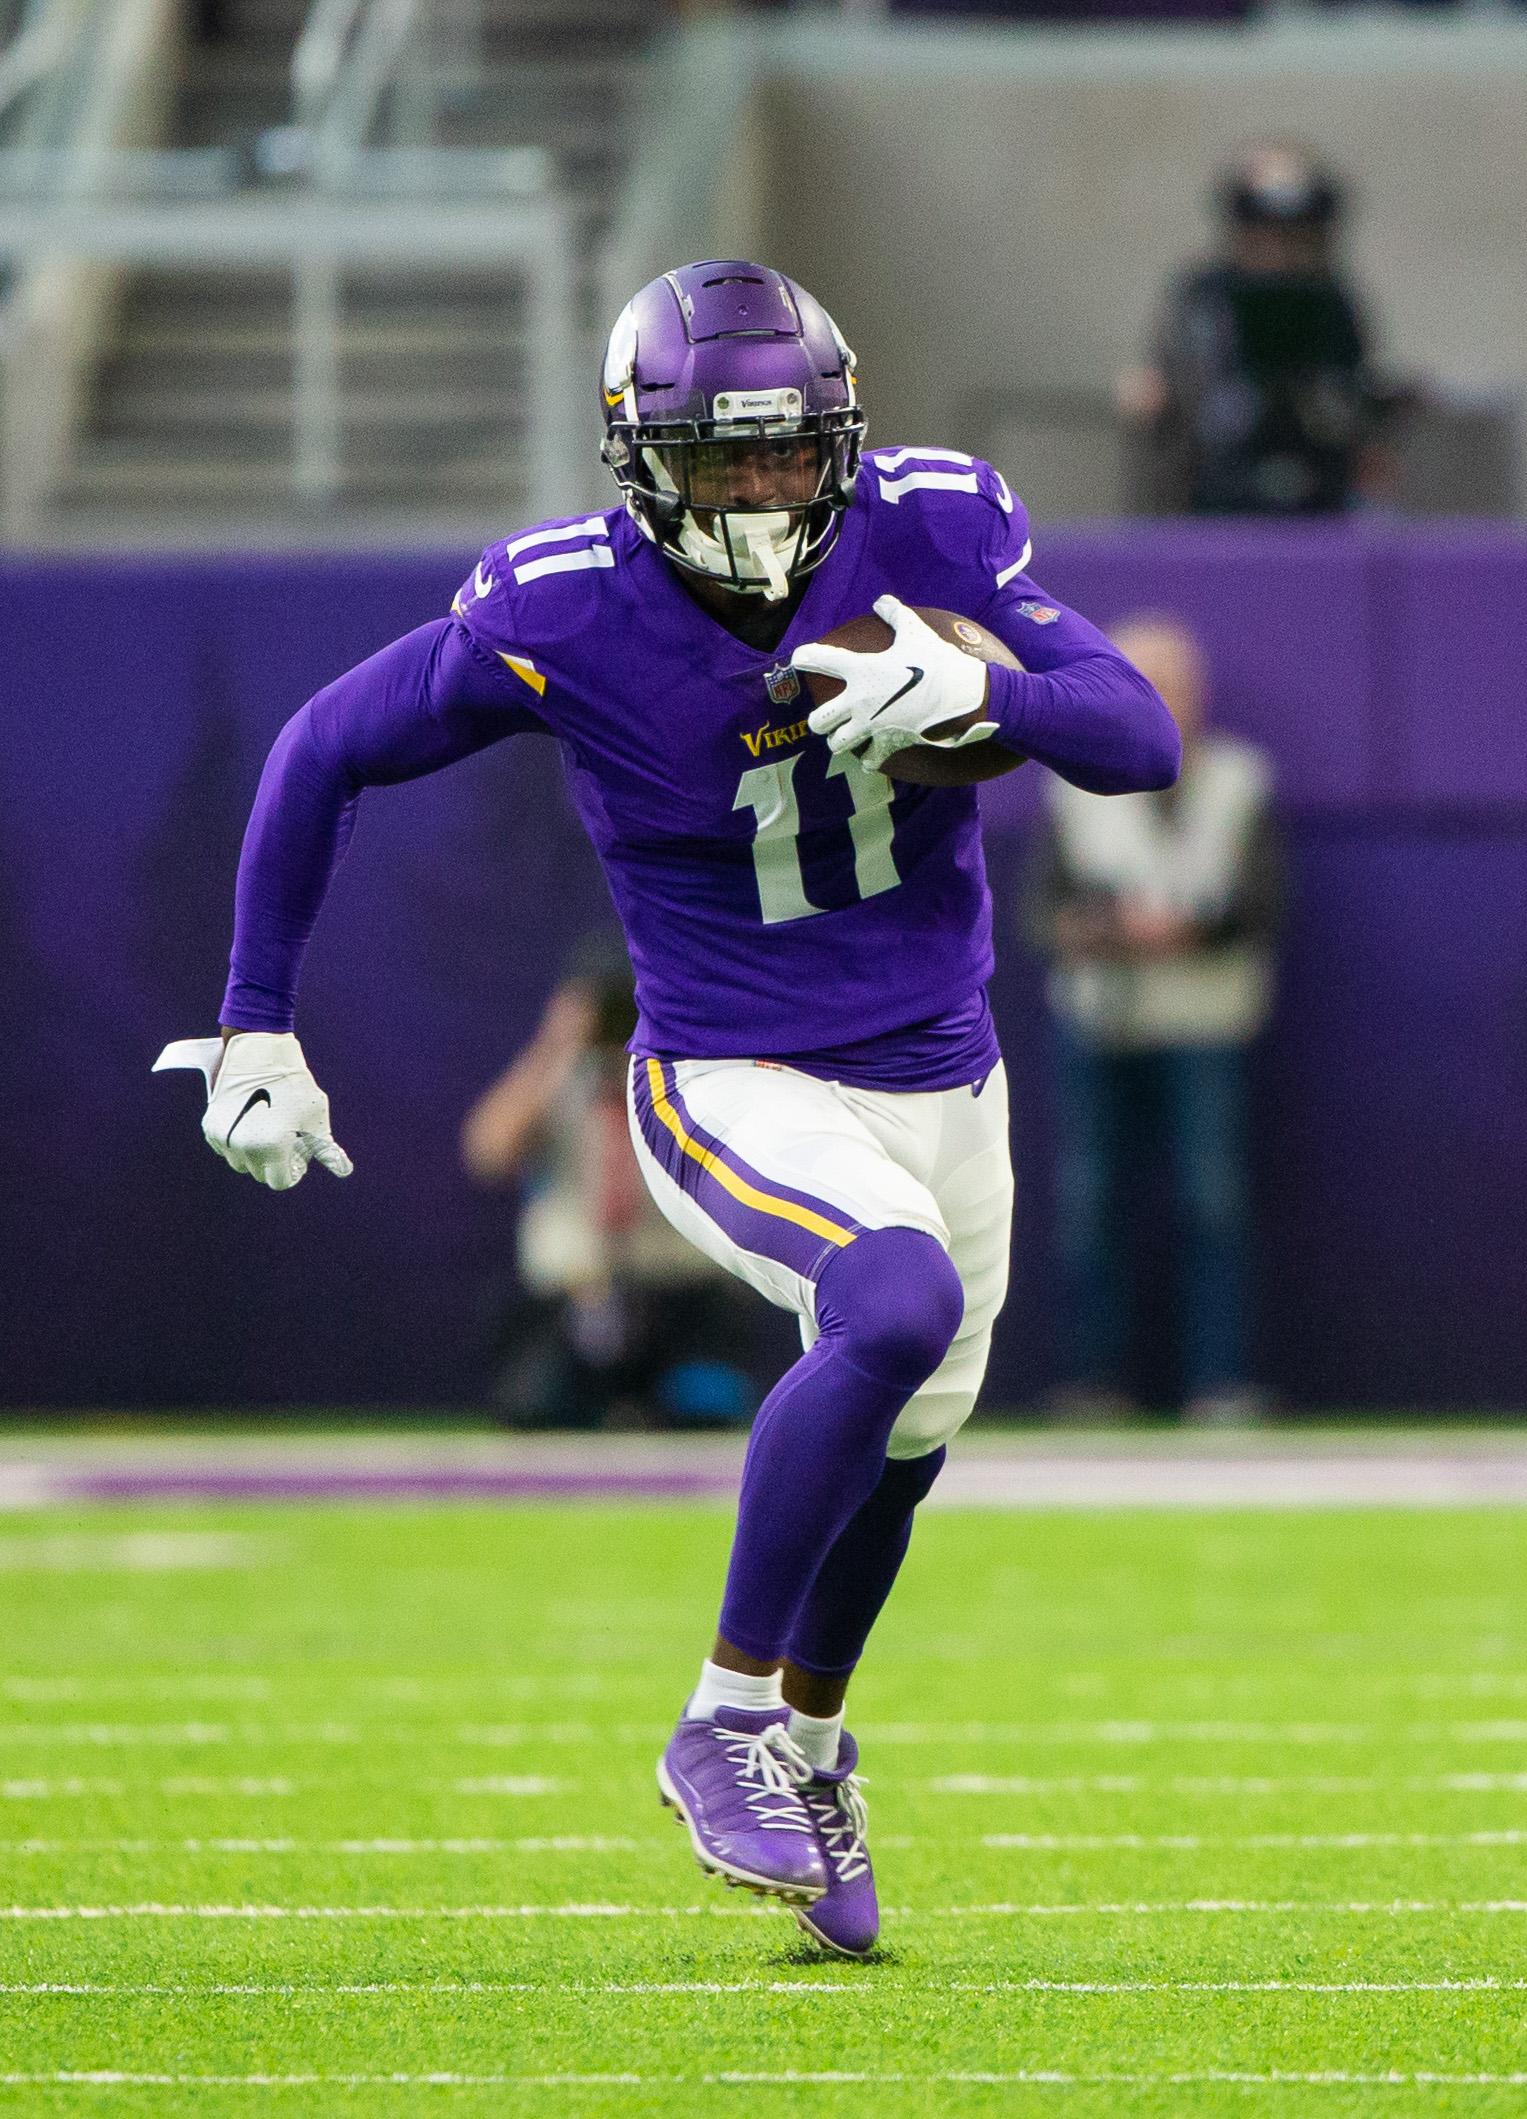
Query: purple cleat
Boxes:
[
  {"xmin": 657, "ymin": 1706, "xmax": 827, "ymax": 1904},
  {"xmin": 793, "ymin": 1731, "xmax": 878, "ymax": 1957}
]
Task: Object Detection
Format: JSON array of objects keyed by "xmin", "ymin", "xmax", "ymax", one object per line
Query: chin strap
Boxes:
[
  {"xmin": 741, "ymin": 520, "xmax": 792, "ymax": 602},
  {"xmin": 675, "ymin": 503, "xmax": 796, "ymax": 600}
]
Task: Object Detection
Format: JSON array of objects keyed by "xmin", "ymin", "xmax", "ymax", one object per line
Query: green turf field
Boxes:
[{"xmin": 1, "ymin": 1500, "xmax": 1524, "ymax": 2115}]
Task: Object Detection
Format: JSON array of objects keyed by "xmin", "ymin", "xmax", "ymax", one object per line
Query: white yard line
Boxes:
[
  {"xmin": 3, "ymin": 2070, "xmax": 1526, "ymax": 2089},
  {"xmin": 3, "ymin": 1828, "xmax": 1523, "ymax": 1856},
  {"xmin": 1, "ymin": 1775, "xmax": 567, "ymax": 1799},
  {"xmin": 980, "ymin": 1830, "xmax": 1527, "ymax": 1850},
  {"xmin": 869, "ymin": 1720, "xmax": 1527, "ymax": 1745},
  {"xmin": 10, "ymin": 1668, "xmax": 1527, "ymax": 1702},
  {"xmin": 3, "ymin": 1717, "xmax": 1526, "ymax": 1747},
  {"xmin": 3, "ymin": 1900, "xmax": 1525, "ymax": 1919},
  {"xmin": 453, "ymin": 1778, "xmax": 569, "ymax": 1796},
  {"xmin": 6, "ymin": 1767, "xmax": 1522, "ymax": 1800},
  {"xmin": 0, "ymin": 1837, "xmax": 641, "ymax": 1855},
  {"xmin": 932, "ymin": 1772, "xmax": 1527, "ymax": 1794},
  {"xmin": 0, "ymin": 1679, "xmax": 272, "ymax": 1702},
  {"xmin": 1, "ymin": 1977, "xmax": 1521, "ymax": 1997},
  {"xmin": 0, "ymin": 1534, "xmax": 260, "ymax": 1571}
]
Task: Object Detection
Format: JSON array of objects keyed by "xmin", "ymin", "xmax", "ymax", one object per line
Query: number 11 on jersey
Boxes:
[{"xmin": 733, "ymin": 752, "xmax": 901, "ymax": 926}]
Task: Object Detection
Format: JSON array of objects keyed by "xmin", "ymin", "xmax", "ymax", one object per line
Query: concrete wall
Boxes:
[{"xmin": 626, "ymin": 17, "xmax": 1527, "ymax": 516}]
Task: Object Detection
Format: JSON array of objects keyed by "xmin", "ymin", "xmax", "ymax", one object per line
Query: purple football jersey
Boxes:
[
  {"xmin": 220, "ymin": 449, "xmax": 1177, "ymax": 1082},
  {"xmin": 457, "ymin": 453, "xmax": 1062, "ymax": 1060}
]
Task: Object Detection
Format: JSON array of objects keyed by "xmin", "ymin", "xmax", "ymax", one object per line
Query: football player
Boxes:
[{"xmin": 157, "ymin": 262, "xmax": 1179, "ymax": 1959}]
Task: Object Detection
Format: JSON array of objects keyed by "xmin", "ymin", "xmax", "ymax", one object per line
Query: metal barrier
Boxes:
[{"xmin": 0, "ymin": 0, "xmax": 581, "ymax": 533}]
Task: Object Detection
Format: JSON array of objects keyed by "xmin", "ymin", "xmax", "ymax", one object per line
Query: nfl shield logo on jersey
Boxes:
[{"xmin": 765, "ymin": 663, "xmax": 801, "ymax": 706}]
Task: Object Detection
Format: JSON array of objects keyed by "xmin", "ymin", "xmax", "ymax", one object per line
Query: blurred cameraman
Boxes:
[
  {"xmin": 1120, "ymin": 142, "xmax": 1401, "ymax": 515},
  {"xmin": 462, "ymin": 938, "xmax": 760, "ymax": 1430}
]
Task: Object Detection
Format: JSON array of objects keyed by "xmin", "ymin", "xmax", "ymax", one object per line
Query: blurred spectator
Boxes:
[
  {"xmin": 1025, "ymin": 617, "xmax": 1281, "ymax": 1425},
  {"xmin": 1119, "ymin": 142, "xmax": 1404, "ymax": 514},
  {"xmin": 462, "ymin": 938, "xmax": 760, "ymax": 1430}
]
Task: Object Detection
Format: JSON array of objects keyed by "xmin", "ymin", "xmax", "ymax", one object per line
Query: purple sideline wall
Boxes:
[{"xmin": 3, "ymin": 525, "xmax": 1524, "ymax": 1412}]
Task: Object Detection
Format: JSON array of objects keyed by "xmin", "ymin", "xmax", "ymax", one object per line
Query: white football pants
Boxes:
[{"xmin": 627, "ymin": 1055, "xmax": 1014, "ymax": 1457}]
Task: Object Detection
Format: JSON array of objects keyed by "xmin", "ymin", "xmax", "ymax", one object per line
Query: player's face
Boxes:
[{"xmin": 670, "ymin": 434, "xmax": 824, "ymax": 513}]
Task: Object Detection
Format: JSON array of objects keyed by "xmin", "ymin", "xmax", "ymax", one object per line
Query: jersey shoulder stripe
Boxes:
[
  {"xmin": 866, "ymin": 445, "xmax": 984, "ymax": 506},
  {"xmin": 452, "ymin": 508, "xmax": 626, "ymax": 679},
  {"xmin": 513, "ymin": 543, "xmax": 616, "ymax": 586},
  {"xmin": 869, "ymin": 446, "xmax": 975, "ymax": 472},
  {"xmin": 994, "ymin": 540, "xmax": 1034, "ymax": 588},
  {"xmin": 503, "ymin": 513, "xmax": 612, "ymax": 575}
]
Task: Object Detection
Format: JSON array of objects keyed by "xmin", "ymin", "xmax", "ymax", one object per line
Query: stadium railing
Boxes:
[{"xmin": 0, "ymin": 0, "xmax": 582, "ymax": 538}]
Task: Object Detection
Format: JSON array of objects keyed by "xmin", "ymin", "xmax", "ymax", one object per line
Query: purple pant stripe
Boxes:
[{"xmin": 631, "ymin": 1059, "xmax": 861, "ymax": 1285}]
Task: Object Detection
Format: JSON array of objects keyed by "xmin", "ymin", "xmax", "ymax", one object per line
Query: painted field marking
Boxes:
[
  {"xmin": 932, "ymin": 1772, "xmax": 1527, "ymax": 1795},
  {"xmin": 161, "ymin": 1777, "xmax": 295, "ymax": 1796},
  {"xmin": 0, "ymin": 1837, "xmax": 642, "ymax": 1855},
  {"xmin": 5, "ymin": 1830, "xmax": 1524, "ymax": 1856},
  {"xmin": 0, "ymin": 1534, "xmax": 259, "ymax": 1573},
  {"xmin": 980, "ymin": 1830, "xmax": 1527, "ymax": 1851},
  {"xmin": 6, "ymin": 1715, "xmax": 1527, "ymax": 1749},
  {"xmin": 454, "ymin": 1778, "xmax": 569, "ymax": 1796},
  {"xmin": 0, "ymin": 1904, "xmax": 740, "ymax": 1920},
  {"xmin": 3, "ymin": 2070, "xmax": 1526, "ymax": 2090},
  {"xmin": 1, "ymin": 1977, "xmax": 1521, "ymax": 1998},
  {"xmin": 1, "ymin": 1678, "xmax": 272, "ymax": 1703},
  {"xmin": 0, "ymin": 1675, "xmax": 652, "ymax": 1703},
  {"xmin": 868, "ymin": 1719, "xmax": 1527, "ymax": 1746},
  {"xmin": 16, "ymin": 1667, "xmax": 1527, "ymax": 1703},
  {"xmin": 2, "ymin": 1780, "xmax": 127, "ymax": 1800},
  {"xmin": 7, "ymin": 1767, "xmax": 1520, "ymax": 1800},
  {"xmin": 953, "ymin": 1978, "xmax": 1527, "ymax": 1995},
  {"xmin": 1, "ymin": 1774, "xmax": 567, "ymax": 1799},
  {"xmin": 3, "ymin": 1900, "xmax": 1526, "ymax": 1920}
]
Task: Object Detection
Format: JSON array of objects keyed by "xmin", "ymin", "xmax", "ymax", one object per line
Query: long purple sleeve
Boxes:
[
  {"xmin": 221, "ymin": 618, "xmax": 540, "ymax": 1031},
  {"xmin": 976, "ymin": 578, "xmax": 1181, "ymax": 796}
]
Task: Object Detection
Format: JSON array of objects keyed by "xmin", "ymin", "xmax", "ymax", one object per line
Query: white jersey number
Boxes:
[{"xmin": 733, "ymin": 754, "xmax": 901, "ymax": 927}]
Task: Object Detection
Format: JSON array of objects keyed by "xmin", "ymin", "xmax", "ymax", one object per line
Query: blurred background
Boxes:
[{"xmin": 4, "ymin": 0, "xmax": 1526, "ymax": 1423}]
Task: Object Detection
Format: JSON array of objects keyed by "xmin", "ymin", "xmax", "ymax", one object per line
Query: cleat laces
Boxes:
[
  {"xmin": 712, "ymin": 1721, "xmax": 814, "ymax": 1833},
  {"xmin": 805, "ymin": 1772, "xmax": 870, "ymax": 1882}
]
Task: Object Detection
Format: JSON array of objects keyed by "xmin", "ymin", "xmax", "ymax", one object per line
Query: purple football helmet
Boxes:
[{"xmin": 600, "ymin": 260, "xmax": 865, "ymax": 601}]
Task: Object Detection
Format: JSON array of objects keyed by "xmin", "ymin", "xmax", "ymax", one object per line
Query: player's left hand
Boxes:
[{"xmin": 792, "ymin": 595, "xmax": 998, "ymax": 771}]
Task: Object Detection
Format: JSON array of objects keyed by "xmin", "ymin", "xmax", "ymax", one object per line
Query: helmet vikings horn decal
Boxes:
[{"xmin": 600, "ymin": 261, "xmax": 865, "ymax": 601}]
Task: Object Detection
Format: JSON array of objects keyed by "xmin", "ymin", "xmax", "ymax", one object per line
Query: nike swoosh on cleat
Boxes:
[{"xmin": 226, "ymin": 1087, "xmax": 271, "ymax": 1144}]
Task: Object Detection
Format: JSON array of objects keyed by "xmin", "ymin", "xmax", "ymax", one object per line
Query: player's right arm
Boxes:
[{"xmin": 156, "ymin": 595, "xmax": 545, "ymax": 1189}]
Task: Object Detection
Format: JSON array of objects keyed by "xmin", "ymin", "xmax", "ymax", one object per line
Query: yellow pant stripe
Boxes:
[{"xmin": 644, "ymin": 1058, "xmax": 857, "ymax": 1250}]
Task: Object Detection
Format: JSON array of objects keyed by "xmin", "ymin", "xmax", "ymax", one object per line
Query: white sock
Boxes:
[
  {"xmin": 787, "ymin": 1706, "xmax": 845, "ymax": 1773},
  {"xmin": 686, "ymin": 1658, "xmax": 783, "ymax": 1722}
]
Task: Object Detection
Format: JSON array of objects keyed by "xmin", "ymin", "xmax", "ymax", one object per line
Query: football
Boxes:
[{"xmin": 798, "ymin": 606, "xmax": 1029, "ymax": 786}]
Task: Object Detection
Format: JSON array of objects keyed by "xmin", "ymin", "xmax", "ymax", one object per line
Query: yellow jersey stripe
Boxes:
[
  {"xmin": 644, "ymin": 1058, "xmax": 857, "ymax": 1249},
  {"xmin": 496, "ymin": 651, "xmax": 547, "ymax": 698}
]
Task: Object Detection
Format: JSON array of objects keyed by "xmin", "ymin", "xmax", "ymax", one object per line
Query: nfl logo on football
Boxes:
[{"xmin": 764, "ymin": 663, "xmax": 800, "ymax": 706}]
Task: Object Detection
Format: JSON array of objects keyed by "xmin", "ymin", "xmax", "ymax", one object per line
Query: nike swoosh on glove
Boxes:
[
  {"xmin": 153, "ymin": 1032, "xmax": 354, "ymax": 1192},
  {"xmin": 790, "ymin": 594, "xmax": 999, "ymax": 772}
]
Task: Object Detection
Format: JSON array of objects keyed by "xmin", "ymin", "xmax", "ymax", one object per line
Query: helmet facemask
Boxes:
[{"xmin": 604, "ymin": 405, "xmax": 864, "ymax": 602}]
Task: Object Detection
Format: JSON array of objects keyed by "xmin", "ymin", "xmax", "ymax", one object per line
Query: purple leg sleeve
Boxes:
[
  {"xmin": 716, "ymin": 1227, "xmax": 963, "ymax": 1664},
  {"xmin": 783, "ymin": 1445, "xmax": 947, "ymax": 1678}
]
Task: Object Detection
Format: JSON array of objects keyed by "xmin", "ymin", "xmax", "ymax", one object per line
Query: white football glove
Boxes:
[
  {"xmin": 153, "ymin": 1032, "xmax": 353, "ymax": 1192},
  {"xmin": 791, "ymin": 594, "xmax": 999, "ymax": 772}
]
